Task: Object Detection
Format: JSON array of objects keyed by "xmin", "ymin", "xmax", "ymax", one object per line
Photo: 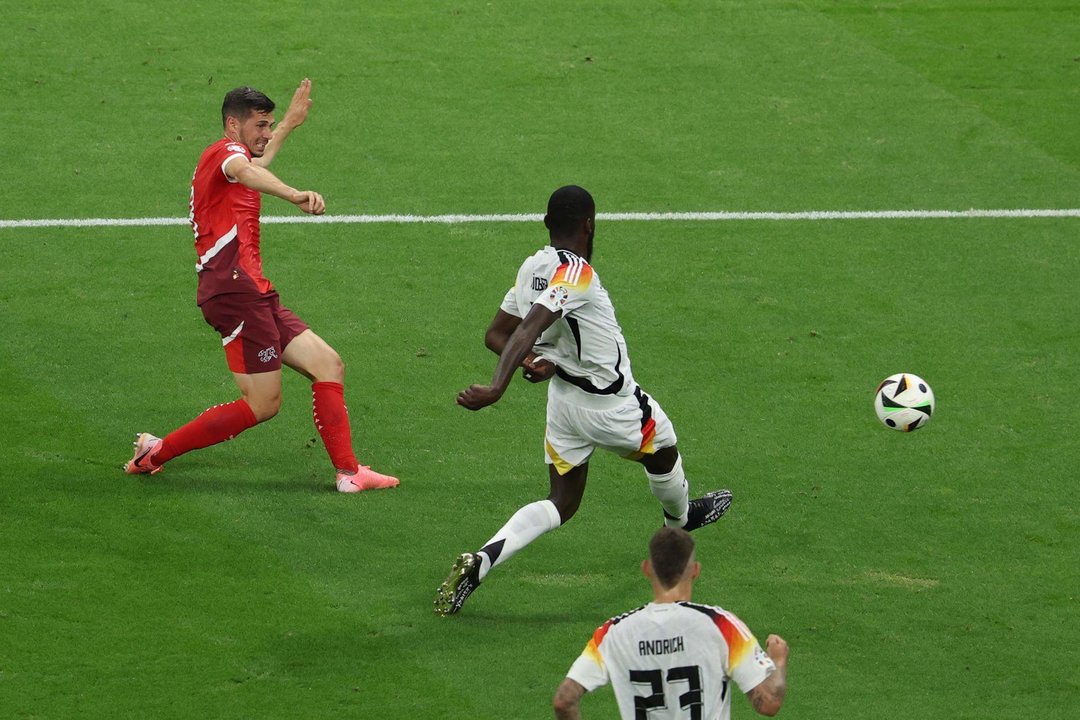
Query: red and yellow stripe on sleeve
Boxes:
[
  {"xmin": 551, "ymin": 261, "xmax": 594, "ymax": 292},
  {"xmin": 713, "ymin": 611, "xmax": 756, "ymax": 670},
  {"xmin": 582, "ymin": 619, "xmax": 614, "ymax": 666}
]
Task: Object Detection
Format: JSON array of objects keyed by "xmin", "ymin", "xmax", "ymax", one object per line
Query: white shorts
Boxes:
[{"xmin": 544, "ymin": 378, "xmax": 678, "ymax": 475}]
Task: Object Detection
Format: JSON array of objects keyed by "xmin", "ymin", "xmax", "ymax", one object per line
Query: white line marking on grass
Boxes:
[{"xmin": 1, "ymin": 208, "xmax": 1079, "ymax": 229}]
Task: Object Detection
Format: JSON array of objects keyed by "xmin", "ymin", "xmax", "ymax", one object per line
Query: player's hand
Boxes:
[
  {"xmin": 765, "ymin": 634, "xmax": 789, "ymax": 665},
  {"xmin": 294, "ymin": 191, "xmax": 325, "ymax": 215},
  {"xmin": 280, "ymin": 78, "xmax": 313, "ymax": 130},
  {"xmin": 457, "ymin": 384, "xmax": 503, "ymax": 411},
  {"xmin": 521, "ymin": 352, "xmax": 556, "ymax": 383}
]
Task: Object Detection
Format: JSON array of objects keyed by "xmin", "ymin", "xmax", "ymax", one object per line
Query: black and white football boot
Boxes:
[
  {"xmin": 681, "ymin": 489, "xmax": 733, "ymax": 531},
  {"xmin": 434, "ymin": 552, "xmax": 482, "ymax": 617}
]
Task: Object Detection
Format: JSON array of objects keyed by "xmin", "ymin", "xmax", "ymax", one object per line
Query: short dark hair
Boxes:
[
  {"xmin": 221, "ymin": 87, "xmax": 275, "ymax": 126},
  {"xmin": 544, "ymin": 185, "xmax": 595, "ymax": 236},
  {"xmin": 649, "ymin": 527, "xmax": 696, "ymax": 589}
]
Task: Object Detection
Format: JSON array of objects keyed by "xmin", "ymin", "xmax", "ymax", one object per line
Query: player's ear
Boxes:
[
  {"xmin": 642, "ymin": 559, "xmax": 652, "ymax": 579},
  {"xmin": 688, "ymin": 561, "xmax": 701, "ymax": 581}
]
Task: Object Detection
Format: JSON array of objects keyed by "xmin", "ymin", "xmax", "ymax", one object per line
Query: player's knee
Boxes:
[
  {"xmin": 315, "ymin": 349, "xmax": 345, "ymax": 383},
  {"xmin": 330, "ymin": 352, "xmax": 345, "ymax": 381},
  {"xmin": 549, "ymin": 494, "xmax": 581, "ymax": 523},
  {"xmin": 641, "ymin": 445, "xmax": 680, "ymax": 475},
  {"xmin": 247, "ymin": 393, "xmax": 281, "ymax": 422},
  {"xmin": 253, "ymin": 402, "xmax": 280, "ymax": 423},
  {"xmin": 548, "ymin": 464, "xmax": 587, "ymax": 523}
]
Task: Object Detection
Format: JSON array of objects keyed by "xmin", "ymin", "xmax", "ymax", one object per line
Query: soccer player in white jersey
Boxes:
[
  {"xmin": 553, "ymin": 527, "xmax": 789, "ymax": 719},
  {"xmin": 434, "ymin": 186, "xmax": 732, "ymax": 616}
]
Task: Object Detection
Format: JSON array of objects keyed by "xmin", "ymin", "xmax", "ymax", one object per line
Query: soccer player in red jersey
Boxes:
[{"xmin": 124, "ymin": 79, "xmax": 398, "ymax": 493}]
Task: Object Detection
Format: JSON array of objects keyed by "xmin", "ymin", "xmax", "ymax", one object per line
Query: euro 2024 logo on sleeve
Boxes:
[
  {"xmin": 753, "ymin": 645, "xmax": 772, "ymax": 670},
  {"xmin": 547, "ymin": 285, "xmax": 570, "ymax": 307}
]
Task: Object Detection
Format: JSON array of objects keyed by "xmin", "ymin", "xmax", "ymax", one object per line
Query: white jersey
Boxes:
[
  {"xmin": 500, "ymin": 245, "xmax": 636, "ymax": 400},
  {"xmin": 566, "ymin": 602, "xmax": 775, "ymax": 720}
]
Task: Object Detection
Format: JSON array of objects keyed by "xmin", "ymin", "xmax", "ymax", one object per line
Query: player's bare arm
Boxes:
[
  {"xmin": 484, "ymin": 309, "xmax": 521, "ymax": 355},
  {"xmin": 552, "ymin": 678, "xmax": 586, "ymax": 720},
  {"xmin": 485, "ymin": 309, "xmax": 557, "ymax": 383},
  {"xmin": 458, "ymin": 303, "xmax": 560, "ymax": 410},
  {"xmin": 746, "ymin": 634, "xmax": 789, "ymax": 716},
  {"xmin": 253, "ymin": 78, "xmax": 313, "ymax": 168},
  {"xmin": 225, "ymin": 156, "xmax": 325, "ymax": 215}
]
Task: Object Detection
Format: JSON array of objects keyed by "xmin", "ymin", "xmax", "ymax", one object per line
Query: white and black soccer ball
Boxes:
[{"xmin": 874, "ymin": 373, "xmax": 935, "ymax": 432}]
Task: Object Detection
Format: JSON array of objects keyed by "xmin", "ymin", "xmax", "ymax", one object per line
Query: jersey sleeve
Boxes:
[
  {"xmin": 534, "ymin": 256, "xmax": 595, "ymax": 316},
  {"xmin": 219, "ymin": 142, "xmax": 250, "ymax": 183},
  {"xmin": 715, "ymin": 611, "xmax": 776, "ymax": 694},
  {"xmin": 564, "ymin": 620, "xmax": 613, "ymax": 692},
  {"xmin": 499, "ymin": 286, "xmax": 522, "ymax": 318}
]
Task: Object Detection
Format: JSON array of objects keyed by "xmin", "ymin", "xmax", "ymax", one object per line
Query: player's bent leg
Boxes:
[
  {"xmin": 434, "ymin": 496, "xmax": 563, "ymax": 616},
  {"xmin": 637, "ymin": 446, "xmax": 690, "ymax": 526},
  {"xmin": 233, "ymin": 370, "xmax": 283, "ymax": 422},
  {"xmin": 130, "ymin": 393, "xmax": 264, "ymax": 472},
  {"xmin": 282, "ymin": 330, "xmax": 398, "ymax": 491},
  {"xmin": 433, "ymin": 466, "xmax": 581, "ymax": 616},
  {"xmin": 639, "ymin": 445, "xmax": 680, "ymax": 475},
  {"xmin": 547, "ymin": 462, "xmax": 589, "ymax": 523},
  {"xmin": 281, "ymin": 329, "xmax": 344, "ymax": 383},
  {"xmin": 128, "ymin": 291, "xmax": 293, "ymax": 474},
  {"xmin": 634, "ymin": 445, "xmax": 732, "ymax": 531},
  {"xmin": 124, "ymin": 371, "xmax": 273, "ymax": 473}
]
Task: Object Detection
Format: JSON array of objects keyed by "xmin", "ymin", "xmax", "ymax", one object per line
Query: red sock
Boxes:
[
  {"xmin": 153, "ymin": 399, "xmax": 259, "ymax": 465},
  {"xmin": 312, "ymin": 381, "xmax": 359, "ymax": 473}
]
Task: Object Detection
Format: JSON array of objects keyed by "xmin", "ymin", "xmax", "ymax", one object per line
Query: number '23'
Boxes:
[{"xmin": 630, "ymin": 665, "xmax": 727, "ymax": 719}]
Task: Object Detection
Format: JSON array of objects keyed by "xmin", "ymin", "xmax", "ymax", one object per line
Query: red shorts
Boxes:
[{"xmin": 199, "ymin": 292, "xmax": 309, "ymax": 374}]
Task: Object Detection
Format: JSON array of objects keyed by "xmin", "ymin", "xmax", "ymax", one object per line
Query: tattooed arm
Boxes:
[{"xmin": 746, "ymin": 634, "xmax": 789, "ymax": 716}]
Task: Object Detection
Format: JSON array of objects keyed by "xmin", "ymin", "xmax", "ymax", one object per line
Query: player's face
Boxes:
[{"xmin": 236, "ymin": 111, "xmax": 275, "ymax": 157}]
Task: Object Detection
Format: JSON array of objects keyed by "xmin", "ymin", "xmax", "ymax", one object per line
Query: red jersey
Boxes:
[{"xmin": 189, "ymin": 138, "xmax": 273, "ymax": 304}]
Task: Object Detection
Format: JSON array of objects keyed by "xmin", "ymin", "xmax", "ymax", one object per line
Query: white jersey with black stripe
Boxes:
[
  {"xmin": 500, "ymin": 245, "xmax": 636, "ymax": 399},
  {"xmin": 565, "ymin": 602, "xmax": 775, "ymax": 720}
]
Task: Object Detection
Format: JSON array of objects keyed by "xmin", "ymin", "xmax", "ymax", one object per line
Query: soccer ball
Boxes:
[{"xmin": 874, "ymin": 373, "xmax": 935, "ymax": 432}]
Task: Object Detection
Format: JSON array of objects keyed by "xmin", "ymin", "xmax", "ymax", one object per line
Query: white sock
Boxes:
[
  {"xmin": 476, "ymin": 499, "xmax": 562, "ymax": 581},
  {"xmin": 647, "ymin": 454, "xmax": 689, "ymax": 527}
]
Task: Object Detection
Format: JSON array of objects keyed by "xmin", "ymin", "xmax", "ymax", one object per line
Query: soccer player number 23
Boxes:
[{"xmin": 630, "ymin": 664, "xmax": 721, "ymax": 719}]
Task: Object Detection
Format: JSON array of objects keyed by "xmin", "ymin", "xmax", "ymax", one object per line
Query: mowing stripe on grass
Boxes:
[{"xmin": 1, "ymin": 208, "xmax": 1079, "ymax": 230}]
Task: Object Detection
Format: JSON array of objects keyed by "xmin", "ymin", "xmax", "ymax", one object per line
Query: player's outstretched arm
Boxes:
[
  {"xmin": 552, "ymin": 678, "xmax": 586, "ymax": 720},
  {"xmin": 253, "ymin": 78, "xmax": 313, "ymax": 168},
  {"xmin": 457, "ymin": 303, "xmax": 560, "ymax": 410},
  {"xmin": 226, "ymin": 157, "xmax": 325, "ymax": 215},
  {"xmin": 746, "ymin": 634, "xmax": 789, "ymax": 716}
]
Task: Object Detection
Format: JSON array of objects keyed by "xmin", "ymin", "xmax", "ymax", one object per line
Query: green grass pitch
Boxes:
[{"xmin": 1, "ymin": 1, "xmax": 1078, "ymax": 718}]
